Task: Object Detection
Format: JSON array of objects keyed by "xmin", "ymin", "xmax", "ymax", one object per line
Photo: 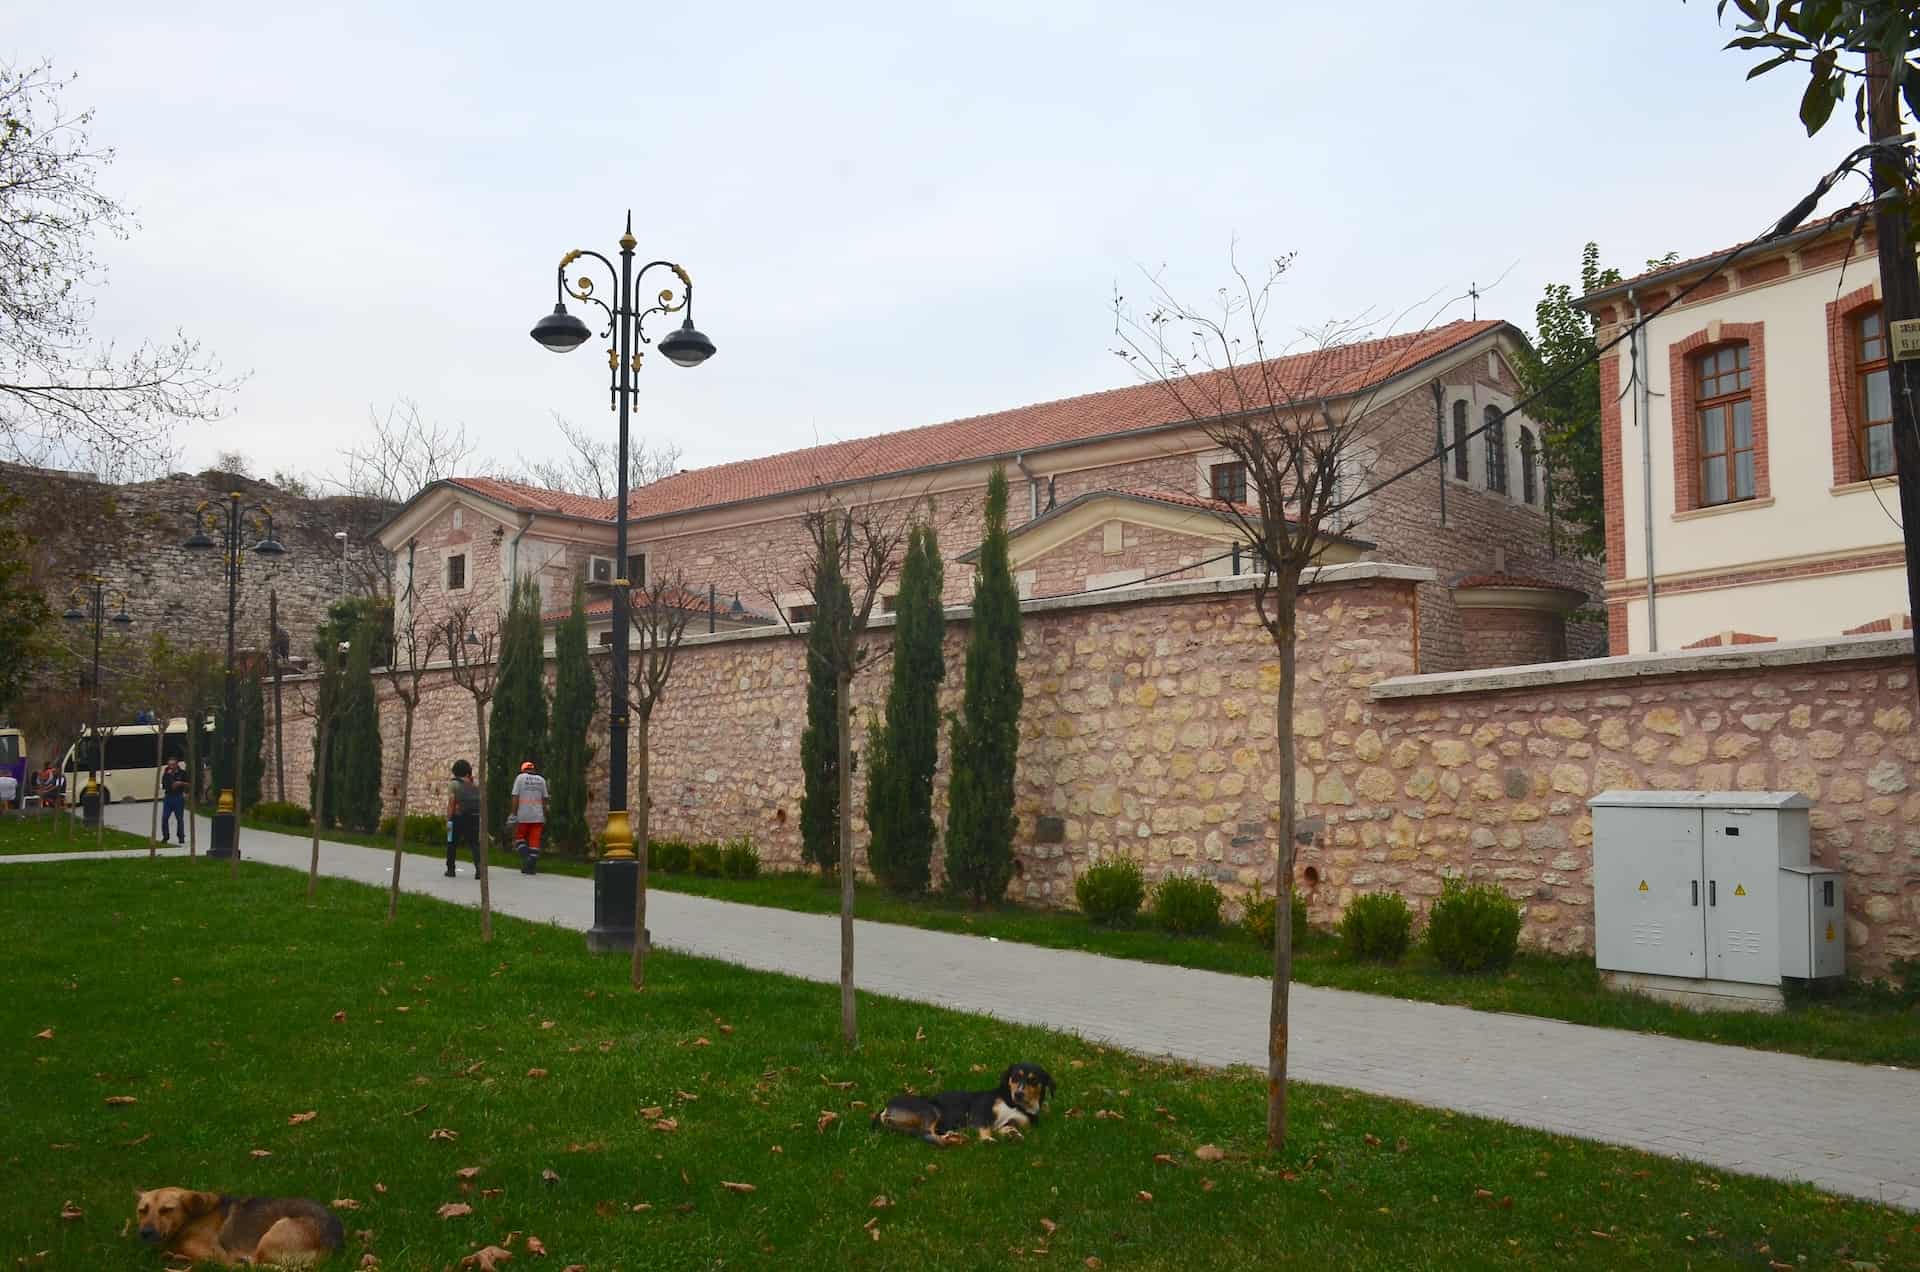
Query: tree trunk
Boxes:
[
  {"xmin": 309, "ymin": 713, "xmax": 329, "ymax": 899},
  {"xmin": 632, "ymin": 707, "xmax": 652, "ymax": 990},
  {"xmin": 186, "ymin": 713, "xmax": 198, "ymax": 857},
  {"xmin": 150, "ymin": 724, "xmax": 163, "ymax": 856},
  {"xmin": 837, "ymin": 666, "xmax": 857, "ymax": 1049},
  {"xmin": 271, "ymin": 590, "xmax": 287, "ymax": 803},
  {"xmin": 475, "ymin": 703, "xmax": 492, "ymax": 944},
  {"xmin": 388, "ymin": 707, "xmax": 415, "ymax": 922},
  {"xmin": 230, "ymin": 692, "xmax": 247, "ymax": 879},
  {"xmin": 1267, "ymin": 573, "xmax": 1301, "ymax": 1153}
]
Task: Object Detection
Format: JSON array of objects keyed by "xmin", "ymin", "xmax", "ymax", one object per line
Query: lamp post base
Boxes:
[
  {"xmin": 585, "ymin": 857, "xmax": 649, "ymax": 953},
  {"xmin": 208, "ymin": 788, "xmax": 239, "ymax": 859}
]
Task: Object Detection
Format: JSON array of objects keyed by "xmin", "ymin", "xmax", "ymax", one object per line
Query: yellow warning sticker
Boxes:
[
  {"xmin": 1825, "ymin": 921, "xmax": 1836, "ymax": 942},
  {"xmin": 1733, "ymin": 883, "xmax": 1747, "ymax": 897},
  {"xmin": 1637, "ymin": 880, "xmax": 1648, "ymax": 892}
]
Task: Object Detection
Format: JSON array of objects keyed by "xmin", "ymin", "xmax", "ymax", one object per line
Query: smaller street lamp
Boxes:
[{"xmin": 63, "ymin": 577, "xmax": 132, "ymax": 835}]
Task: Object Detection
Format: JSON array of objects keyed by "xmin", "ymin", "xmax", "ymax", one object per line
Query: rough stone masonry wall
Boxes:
[{"xmin": 270, "ymin": 573, "xmax": 1918, "ymax": 977}]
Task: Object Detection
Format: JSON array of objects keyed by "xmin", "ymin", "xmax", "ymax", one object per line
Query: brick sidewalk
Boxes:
[{"xmin": 44, "ymin": 805, "xmax": 1916, "ymax": 1210}]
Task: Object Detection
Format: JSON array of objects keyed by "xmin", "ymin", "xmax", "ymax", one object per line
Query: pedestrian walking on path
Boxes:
[
  {"xmin": 160, "ymin": 759, "xmax": 189, "ymax": 844},
  {"xmin": 445, "ymin": 759, "xmax": 481, "ymax": 876},
  {"xmin": 509, "ymin": 760, "xmax": 547, "ymax": 875}
]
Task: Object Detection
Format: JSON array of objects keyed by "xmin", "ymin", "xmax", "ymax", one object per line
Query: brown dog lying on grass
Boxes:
[
  {"xmin": 134, "ymin": 1187, "xmax": 343, "ymax": 1267},
  {"xmin": 873, "ymin": 1062, "xmax": 1056, "ymax": 1146}
]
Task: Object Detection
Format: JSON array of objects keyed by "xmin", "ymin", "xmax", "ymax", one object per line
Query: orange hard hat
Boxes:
[{"xmin": 520, "ymin": 761, "xmax": 535, "ymax": 772}]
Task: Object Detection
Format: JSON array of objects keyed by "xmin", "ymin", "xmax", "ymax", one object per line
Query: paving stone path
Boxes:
[{"xmin": 22, "ymin": 806, "xmax": 1916, "ymax": 1210}]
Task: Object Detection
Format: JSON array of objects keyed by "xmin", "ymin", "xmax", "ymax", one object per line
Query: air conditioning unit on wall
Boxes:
[{"xmin": 587, "ymin": 555, "xmax": 617, "ymax": 586}]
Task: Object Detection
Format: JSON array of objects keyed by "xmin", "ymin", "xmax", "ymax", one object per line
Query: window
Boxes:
[
  {"xmin": 1451, "ymin": 400, "xmax": 1469, "ymax": 479},
  {"xmin": 626, "ymin": 553, "xmax": 647, "ymax": 588},
  {"xmin": 598, "ymin": 631, "xmax": 613, "ymax": 647},
  {"xmin": 1694, "ymin": 343, "xmax": 1755, "ymax": 505},
  {"xmin": 1856, "ymin": 308, "xmax": 1894, "ymax": 478},
  {"xmin": 445, "ymin": 553, "xmax": 467, "ymax": 591},
  {"xmin": 787, "ymin": 603, "xmax": 816, "ymax": 624},
  {"xmin": 1483, "ymin": 406, "xmax": 1507, "ymax": 494},
  {"xmin": 1209, "ymin": 461, "xmax": 1247, "ymax": 503},
  {"xmin": 1519, "ymin": 427, "xmax": 1538, "ymax": 505}
]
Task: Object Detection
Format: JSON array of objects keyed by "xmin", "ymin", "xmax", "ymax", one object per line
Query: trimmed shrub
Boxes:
[
  {"xmin": 651, "ymin": 839, "xmax": 691, "ymax": 874},
  {"xmin": 251, "ymin": 800, "xmax": 312, "ymax": 829},
  {"xmin": 721, "ymin": 837, "xmax": 760, "ymax": 880},
  {"xmin": 1241, "ymin": 882, "xmax": 1308, "ymax": 951},
  {"xmin": 691, "ymin": 841, "xmax": 723, "ymax": 877},
  {"xmin": 1426, "ymin": 877, "xmax": 1524, "ymax": 973},
  {"xmin": 1075, "ymin": 858, "xmax": 1146, "ymax": 926},
  {"xmin": 1152, "ymin": 873, "xmax": 1223, "ymax": 936},
  {"xmin": 1339, "ymin": 891, "xmax": 1413, "ymax": 964},
  {"xmin": 379, "ymin": 812, "xmax": 446, "ymax": 845}
]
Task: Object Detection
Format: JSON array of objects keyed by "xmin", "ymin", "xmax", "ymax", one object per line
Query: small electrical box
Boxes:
[{"xmin": 1778, "ymin": 866, "xmax": 1845, "ymax": 980}]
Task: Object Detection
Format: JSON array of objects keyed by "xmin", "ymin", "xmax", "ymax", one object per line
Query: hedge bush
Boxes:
[
  {"xmin": 1426, "ymin": 877, "xmax": 1524, "ymax": 973},
  {"xmin": 1339, "ymin": 891, "xmax": 1413, "ymax": 964},
  {"xmin": 651, "ymin": 839, "xmax": 691, "ymax": 874},
  {"xmin": 251, "ymin": 800, "xmax": 312, "ymax": 829},
  {"xmin": 1152, "ymin": 873, "xmax": 1223, "ymax": 936},
  {"xmin": 1241, "ymin": 882, "xmax": 1308, "ymax": 951},
  {"xmin": 1075, "ymin": 858, "xmax": 1146, "ymax": 926},
  {"xmin": 720, "ymin": 837, "xmax": 760, "ymax": 880},
  {"xmin": 378, "ymin": 812, "xmax": 446, "ymax": 845},
  {"xmin": 691, "ymin": 841, "xmax": 723, "ymax": 877}
]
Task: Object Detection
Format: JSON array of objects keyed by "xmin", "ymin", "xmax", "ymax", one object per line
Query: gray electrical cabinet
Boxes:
[{"xmin": 1589, "ymin": 791, "xmax": 1839, "ymax": 988}]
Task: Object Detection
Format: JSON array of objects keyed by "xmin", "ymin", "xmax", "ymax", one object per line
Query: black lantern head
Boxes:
[
  {"xmin": 658, "ymin": 316, "xmax": 716, "ymax": 368},
  {"xmin": 531, "ymin": 304, "xmax": 593, "ymax": 353}
]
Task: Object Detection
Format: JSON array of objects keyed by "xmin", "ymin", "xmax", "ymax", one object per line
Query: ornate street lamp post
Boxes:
[
  {"xmin": 62, "ymin": 578, "xmax": 132, "ymax": 838},
  {"xmin": 182, "ymin": 492, "xmax": 287, "ymax": 857},
  {"xmin": 530, "ymin": 213, "xmax": 715, "ymax": 952}
]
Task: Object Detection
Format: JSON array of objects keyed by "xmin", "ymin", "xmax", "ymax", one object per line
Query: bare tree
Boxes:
[
  {"xmin": 786, "ymin": 499, "xmax": 920, "ymax": 1048},
  {"xmin": 1114, "ymin": 254, "xmax": 1404, "ymax": 1152},
  {"xmin": 333, "ymin": 399, "xmax": 476, "ymax": 597},
  {"xmin": 381, "ymin": 543, "xmax": 445, "ymax": 921},
  {"xmin": 0, "ymin": 62, "xmax": 232, "ymax": 480},
  {"xmin": 507, "ymin": 413, "xmax": 682, "ymax": 498},
  {"xmin": 444, "ymin": 602, "xmax": 501, "ymax": 942},
  {"xmin": 588, "ymin": 572, "xmax": 696, "ymax": 989}
]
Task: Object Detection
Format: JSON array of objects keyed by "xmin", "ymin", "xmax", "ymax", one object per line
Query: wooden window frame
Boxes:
[
  {"xmin": 1668, "ymin": 322, "xmax": 1769, "ymax": 515},
  {"xmin": 445, "ymin": 552, "xmax": 467, "ymax": 592},
  {"xmin": 1209, "ymin": 460, "xmax": 1247, "ymax": 504},
  {"xmin": 1692, "ymin": 343, "xmax": 1756, "ymax": 507},
  {"xmin": 1856, "ymin": 306, "xmax": 1895, "ymax": 479}
]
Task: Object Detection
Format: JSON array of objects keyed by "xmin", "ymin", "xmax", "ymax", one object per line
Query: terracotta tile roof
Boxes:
[
  {"xmin": 1453, "ymin": 573, "xmax": 1579, "ymax": 591},
  {"xmin": 619, "ymin": 320, "xmax": 1507, "ymax": 520},
  {"xmin": 1104, "ymin": 485, "xmax": 1260, "ymax": 519},
  {"xmin": 447, "ymin": 475, "xmax": 615, "ymax": 520},
  {"xmin": 1580, "ymin": 208, "xmax": 1869, "ymax": 306},
  {"xmin": 1682, "ymin": 631, "xmax": 1776, "ymax": 649},
  {"xmin": 541, "ymin": 586, "xmax": 771, "ymax": 626}
]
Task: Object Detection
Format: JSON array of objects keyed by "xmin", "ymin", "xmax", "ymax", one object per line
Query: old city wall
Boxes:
[{"xmin": 271, "ymin": 569, "xmax": 1918, "ymax": 976}]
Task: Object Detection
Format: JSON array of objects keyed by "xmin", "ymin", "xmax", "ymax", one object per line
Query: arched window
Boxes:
[
  {"xmin": 1519, "ymin": 428, "xmax": 1537, "ymax": 505},
  {"xmin": 1451, "ymin": 400, "xmax": 1469, "ymax": 479},
  {"xmin": 1694, "ymin": 342, "xmax": 1755, "ymax": 504},
  {"xmin": 1483, "ymin": 406, "xmax": 1508, "ymax": 494}
]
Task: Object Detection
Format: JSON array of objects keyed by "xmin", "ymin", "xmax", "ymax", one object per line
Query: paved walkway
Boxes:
[{"xmin": 22, "ymin": 806, "xmax": 1918, "ymax": 1209}]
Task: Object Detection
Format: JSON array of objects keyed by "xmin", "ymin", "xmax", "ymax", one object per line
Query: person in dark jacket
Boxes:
[
  {"xmin": 444, "ymin": 759, "xmax": 482, "ymax": 877},
  {"xmin": 160, "ymin": 759, "xmax": 189, "ymax": 843}
]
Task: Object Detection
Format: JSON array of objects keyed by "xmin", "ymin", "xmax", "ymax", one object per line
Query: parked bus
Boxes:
[
  {"xmin": 60, "ymin": 718, "xmax": 212, "ymax": 804},
  {"xmin": 0, "ymin": 727, "xmax": 24, "ymax": 808}
]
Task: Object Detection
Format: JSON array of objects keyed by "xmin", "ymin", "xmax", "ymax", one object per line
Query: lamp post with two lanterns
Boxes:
[
  {"xmin": 62, "ymin": 578, "xmax": 131, "ymax": 841},
  {"xmin": 529, "ymin": 213, "xmax": 715, "ymax": 952},
  {"xmin": 182, "ymin": 492, "xmax": 287, "ymax": 858}
]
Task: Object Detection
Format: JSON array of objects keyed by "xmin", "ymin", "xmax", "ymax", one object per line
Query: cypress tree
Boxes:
[
  {"xmin": 487, "ymin": 576, "xmax": 549, "ymax": 835},
  {"xmin": 798, "ymin": 519, "xmax": 851, "ymax": 875},
  {"xmin": 866, "ymin": 523, "xmax": 945, "ymax": 894},
  {"xmin": 547, "ymin": 577, "xmax": 595, "ymax": 854},
  {"xmin": 331, "ymin": 621, "xmax": 383, "ymax": 832},
  {"xmin": 945, "ymin": 466, "xmax": 1023, "ymax": 905}
]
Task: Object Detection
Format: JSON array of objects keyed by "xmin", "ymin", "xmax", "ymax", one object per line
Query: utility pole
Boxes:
[
  {"xmin": 1866, "ymin": 51, "xmax": 1920, "ymax": 697},
  {"xmin": 269, "ymin": 588, "xmax": 286, "ymax": 803}
]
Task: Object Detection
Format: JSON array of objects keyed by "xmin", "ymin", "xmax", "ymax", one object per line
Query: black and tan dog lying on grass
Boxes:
[
  {"xmin": 133, "ymin": 1187, "xmax": 343, "ymax": 1267},
  {"xmin": 873, "ymin": 1063, "xmax": 1056, "ymax": 1146}
]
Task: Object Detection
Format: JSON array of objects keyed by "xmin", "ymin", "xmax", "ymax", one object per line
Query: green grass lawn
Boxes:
[
  {"xmin": 231, "ymin": 814, "xmax": 1920, "ymax": 1068},
  {"xmin": 0, "ymin": 858, "xmax": 1912, "ymax": 1271},
  {"xmin": 0, "ymin": 810, "xmax": 157, "ymax": 855}
]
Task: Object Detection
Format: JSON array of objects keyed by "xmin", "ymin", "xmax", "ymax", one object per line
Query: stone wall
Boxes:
[{"xmin": 268, "ymin": 569, "xmax": 1919, "ymax": 976}]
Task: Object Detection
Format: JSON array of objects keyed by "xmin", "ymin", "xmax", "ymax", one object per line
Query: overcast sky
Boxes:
[{"xmin": 10, "ymin": 1, "xmax": 1863, "ymax": 486}]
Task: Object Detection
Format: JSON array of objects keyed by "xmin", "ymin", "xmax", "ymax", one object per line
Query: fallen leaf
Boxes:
[
  {"xmin": 525, "ymin": 1235, "xmax": 546, "ymax": 1256},
  {"xmin": 456, "ymin": 1167, "xmax": 482, "ymax": 1180},
  {"xmin": 870, "ymin": 1195, "xmax": 892, "ymax": 1209},
  {"xmin": 32, "ymin": 1028, "xmax": 53, "ymax": 1040},
  {"xmin": 770, "ymin": 1146, "xmax": 783, "ymax": 1155},
  {"xmin": 540, "ymin": 1020, "xmax": 555, "ymax": 1029},
  {"xmin": 1152, "ymin": 1153, "xmax": 1178, "ymax": 1166},
  {"xmin": 288, "ymin": 1111, "xmax": 319, "ymax": 1125},
  {"xmin": 566, "ymin": 1141, "xmax": 605, "ymax": 1154},
  {"xmin": 821, "ymin": 1077, "xmax": 855, "ymax": 1090},
  {"xmin": 1194, "ymin": 1144, "xmax": 1225, "ymax": 1162},
  {"xmin": 17, "ymin": 1251, "xmax": 49, "ymax": 1267},
  {"xmin": 481, "ymin": 1189, "xmax": 503, "ymax": 1200},
  {"xmin": 1093, "ymin": 1109, "xmax": 1123, "ymax": 1121},
  {"xmin": 1589, "ymin": 1231, "xmax": 1613, "ymax": 1240},
  {"xmin": 1395, "ymin": 1137, "xmax": 1411, "ymax": 1153},
  {"xmin": 1474, "ymin": 1189, "xmax": 1493, "ymax": 1200},
  {"xmin": 249, "ymin": 1149, "xmax": 272, "ymax": 1159},
  {"xmin": 331, "ymin": 1199, "xmax": 361, "ymax": 1210},
  {"xmin": 374, "ymin": 1184, "xmax": 386, "ymax": 1194},
  {"xmin": 104, "ymin": 1095, "xmax": 137, "ymax": 1106},
  {"xmin": 692, "ymin": 1037, "xmax": 711, "ymax": 1047},
  {"xmin": 58, "ymin": 1201, "xmax": 82, "ymax": 1221},
  {"xmin": 458, "ymin": 1245, "xmax": 512, "ymax": 1270},
  {"xmin": 331, "ymin": 1011, "xmax": 347, "ymax": 1024},
  {"xmin": 1363, "ymin": 1133, "xmax": 1381, "ymax": 1147},
  {"xmin": 1085, "ymin": 1259, "xmax": 1103, "ymax": 1270},
  {"xmin": 401, "ymin": 1103, "xmax": 428, "ymax": 1117},
  {"xmin": 675, "ymin": 1090, "xmax": 699, "ymax": 1102},
  {"xmin": 631, "ymin": 1203, "xmax": 652, "ymax": 1212},
  {"xmin": 1069, "ymin": 1060, "xmax": 1085, "ymax": 1069},
  {"xmin": 1039, "ymin": 1218, "xmax": 1058, "ymax": 1235},
  {"xmin": 914, "ymin": 1026, "xmax": 926, "ymax": 1041},
  {"xmin": 1201, "ymin": 1178, "xmax": 1216, "ymax": 1193},
  {"xmin": 429, "ymin": 1128, "xmax": 460, "ymax": 1142},
  {"xmin": 816, "ymin": 1111, "xmax": 839, "ymax": 1134},
  {"xmin": 639, "ymin": 1106, "xmax": 664, "ymax": 1119},
  {"xmin": 561, "ymin": 1266, "xmax": 585, "ymax": 1272},
  {"xmin": 720, "ymin": 1182, "xmax": 756, "ymax": 1194},
  {"xmin": 541, "ymin": 1169, "xmax": 560, "ymax": 1184},
  {"xmin": 651, "ymin": 1119, "xmax": 679, "ymax": 1133},
  {"xmin": 526, "ymin": 1068, "xmax": 549, "ymax": 1079},
  {"xmin": 719, "ymin": 1025, "xmax": 734, "ymax": 1035},
  {"xmin": 437, "ymin": 1203, "xmax": 474, "ymax": 1219},
  {"xmin": 358, "ymin": 1257, "xmax": 379, "ymax": 1269}
]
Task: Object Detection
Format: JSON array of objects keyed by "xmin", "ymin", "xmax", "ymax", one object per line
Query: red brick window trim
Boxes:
[
  {"xmin": 1826, "ymin": 285, "xmax": 1891, "ymax": 485},
  {"xmin": 1668, "ymin": 322, "xmax": 1769, "ymax": 515}
]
